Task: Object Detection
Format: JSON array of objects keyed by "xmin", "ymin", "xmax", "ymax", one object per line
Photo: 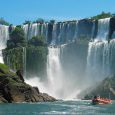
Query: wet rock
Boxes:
[
  {"xmin": 0, "ymin": 64, "xmax": 56, "ymax": 103},
  {"xmin": 16, "ymin": 70, "xmax": 24, "ymax": 82}
]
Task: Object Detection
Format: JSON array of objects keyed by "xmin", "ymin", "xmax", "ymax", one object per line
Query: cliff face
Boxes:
[
  {"xmin": 79, "ymin": 75, "xmax": 115, "ymax": 100},
  {"xmin": 3, "ymin": 48, "xmax": 24, "ymax": 71},
  {"xmin": 77, "ymin": 19, "xmax": 93, "ymax": 39},
  {"xmin": 110, "ymin": 18, "xmax": 115, "ymax": 39},
  {"xmin": 0, "ymin": 63, "xmax": 56, "ymax": 103},
  {"xmin": 61, "ymin": 41, "xmax": 88, "ymax": 82},
  {"xmin": 3, "ymin": 46, "xmax": 48, "ymax": 79}
]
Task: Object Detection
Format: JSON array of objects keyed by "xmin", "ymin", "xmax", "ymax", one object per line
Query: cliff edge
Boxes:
[{"xmin": 0, "ymin": 63, "xmax": 56, "ymax": 103}]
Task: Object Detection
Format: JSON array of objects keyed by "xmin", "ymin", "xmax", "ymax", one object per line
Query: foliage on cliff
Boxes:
[
  {"xmin": 90, "ymin": 12, "xmax": 112, "ymax": 20},
  {"xmin": 82, "ymin": 75, "xmax": 115, "ymax": 100},
  {"xmin": 0, "ymin": 63, "xmax": 56, "ymax": 103},
  {"xmin": 4, "ymin": 35, "xmax": 48, "ymax": 78},
  {"xmin": 7, "ymin": 26, "xmax": 27, "ymax": 49},
  {"xmin": 28, "ymin": 36, "xmax": 47, "ymax": 46},
  {"xmin": 23, "ymin": 18, "xmax": 45, "ymax": 24},
  {"xmin": 0, "ymin": 17, "xmax": 10, "ymax": 26},
  {"xmin": 23, "ymin": 20, "xmax": 31, "ymax": 25},
  {"xmin": 3, "ymin": 48, "xmax": 24, "ymax": 71},
  {"xmin": 26, "ymin": 46, "xmax": 48, "ymax": 78}
]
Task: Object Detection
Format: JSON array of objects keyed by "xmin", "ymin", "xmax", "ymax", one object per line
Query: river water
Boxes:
[{"xmin": 0, "ymin": 100, "xmax": 114, "ymax": 115}]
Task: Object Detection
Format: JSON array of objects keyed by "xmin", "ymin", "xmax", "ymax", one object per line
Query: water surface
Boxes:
[{"xmin": 0, "ymin": 100, "xmax": 114, "ymax": 115}]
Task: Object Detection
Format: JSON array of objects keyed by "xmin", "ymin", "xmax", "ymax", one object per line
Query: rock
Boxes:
[
  {"xmin": 0, "ymin": 64, "xmax": 56, "ymax": 103},
  {"xmin": 0, "ymin": 96, "xmax": 8, "ymax": 103},
  {"xmin": 33, "ymin": 87, "xmax": 40, "ymax": 94},
  {"xmin": 16, "ymin": 70, "xmax": 24, "ymax": 82},
  {"xmin": 80, "ymin": 75, "xmax": 115, "ymax": 100},
  {"xmin": 0, "ymin": 68, "xmax": 5, "ymax": 74},
  {"xmin": 110, "ymin": 18, "xmax": 115, "ymax": 39},
  {"xmin": 77, "ymin": 19, "xmax": 93, "ymax": 39}
]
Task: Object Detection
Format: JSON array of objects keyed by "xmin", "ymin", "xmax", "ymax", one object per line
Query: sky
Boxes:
[{"xmin": 0, "ymin": 0, "xmax": 115, "ymax": 25}]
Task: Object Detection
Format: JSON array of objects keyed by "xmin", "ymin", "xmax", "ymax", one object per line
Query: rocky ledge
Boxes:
[
  {"xmin": 0, "ymin": 63, "xmax": 56, "ymax": 103},
  {"xmin": 78, "ymin": 75, "xmax": 115, "ymax": 100}
]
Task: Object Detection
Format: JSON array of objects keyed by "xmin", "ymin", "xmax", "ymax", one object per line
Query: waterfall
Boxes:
[
  {"xmin": 0, "ymin": 25, "xmax": 9, "ymax": 63},
  {"xmin": 47, "ymin": 47, "xmax": 64, "ymax": 98},
  {"xmin": 46, "ymin": 46, "xmax": 83, "ymax": 99},
  {"xmin": 22, "ymin": 23, "xmax": 48, "ymax": 41},
  {"xmin": 87, "ymin": 18, "xmax": 112, "ymax": 83},
  {"xmin": 23, "ymin": 47, "xmax": 26, "ymax": 78},
  {"xmin": 95, "ymin": 18, "xmax": 110, "ymax": 41},
  {"xmin": 23, "ymin": 24, "xmax": 29, "ymax": 40},
  {"xmin": 23, "ymin": 21, "xmax": 79, "ymax": 45},
  {"xmin": 51, "ymin": 21, "xmax": 78, "ymax": 45},
  {"xmin": 91, "ymin": 21, "xmax": 95, "ymax": 39}
]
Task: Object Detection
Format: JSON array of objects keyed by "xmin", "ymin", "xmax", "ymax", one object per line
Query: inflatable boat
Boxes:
[{"xmin": 92, "ymin": 97, "xmax": 112, "ymax": 105}]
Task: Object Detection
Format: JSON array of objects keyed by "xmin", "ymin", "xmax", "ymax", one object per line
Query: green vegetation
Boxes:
[
  {"xmin": 23, "ymin": 18, "xmax": 44, "ymax": 24},
  {"xmin": 26, "ymin": 46, "xmax": 48, "ymax": 78},
  {"xmin": 50, "ymin": 20, "xmax": 55, "ymax": 24},
  {"xmin": 7, "ymin": 26, "xmax": 27, "ymax": 49},
  {"xmin": 0, "ymin": 63, "xmax": 16, "ymax": 76},
  {"xmin": 0, "ymin": 63, "xmax": 9, "ymax": 70},
  {"xmin": 0, "ymin": 17, "xmax": 10, "ymax": 26},
  {"xmin": 90, "ymin": 12, "xmax": 112, "ymax": 20},
  {"xmin": 4, "ymin": 34, "xmax": 47, "ymax": 78},
  {"xmin": 23, "ymin": 20, "xmax": 31, "ymax": 25},
  {"xmin": 33, "ymin": 18, "xmax": 44, "ymax": 23},
  {"xmin": 3, "ymin": 48, "xmax": 24, "ymax": 71},
  {"xmin": 83, "ymin": 75, "xmax": 115, "ymax": 100},
  {"xmin": 28, "ymin": 36, "xmax": 47, "ymax": 46}
]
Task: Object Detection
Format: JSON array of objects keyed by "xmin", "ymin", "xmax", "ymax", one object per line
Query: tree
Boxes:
[
  {"xmin": 23, "ymin": 20, "xmax": 31, "ymax": 25},
  {"xmin": 28, "ymin": 36, "xmax": 46, "ymax": 46},
  {"xmin": 7, "ymin": 26, "xmax": 26, "ymax": 49},
  {"xmin": 0, "ymin": 17, "xmax": 10, "ymax": 25},
  {"xmin": 33, "ymin": 18, "xmax": 44, "ymax": 24},
  {"xmin": 50, "ymin": 20, "xmax": 55, "ymax": 24},
  {"xmin": 91, "ymin": 12, "xmax": 112, "ymax": 20}
]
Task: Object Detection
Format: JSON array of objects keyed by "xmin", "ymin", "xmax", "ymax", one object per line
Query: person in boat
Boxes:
[
  {"xmin": 92, "ymin": 96, "xmax": 97, "ymax": 104},
  {"xmin": 92, "ymin": 95, "xmax": 112, "ymax": 105},
  {"xmin": 92, "ymin": 95, "xmax": 100, "ymax": 104}
]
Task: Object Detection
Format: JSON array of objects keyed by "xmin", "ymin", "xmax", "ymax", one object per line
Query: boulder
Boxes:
[{"xmin": 0, "ymin": 63, "xmax": 56, "ymax": 103}]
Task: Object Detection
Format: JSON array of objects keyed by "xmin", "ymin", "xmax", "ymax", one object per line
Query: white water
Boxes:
[
  {"xmin": 51, "ymin": 21, "xmax": 78, "ymax": 45},
  {"xmin": 26, "ymin": 47, "xmax": 65, "ymax": 99},
  {"xmin": 23, "ymin": 47, "xmax": 27, "ymax": 78},
  {"xmin": 23, "ymin": 23, "xmax": 48, "ymax": 41},
  {"xmin": 47, "ymin": 47, "xmax": 65, "ymax": 98},
  {"xmin": 23, "ymin": 21, "xmax": 78, "ymax": 45},
  {"xmin": 45, "ymin": 47, "xmax": 84, "ymax": 99},
  {"xmin": 95, "ymin": 18, "xmax": 110, "ymax": 41},
  {"xmin": 0, "ymin": 25, "xmax": 9, "ymax": 63},
  {"xmin": 25, "ymin": 18, "xmax": 115, "ymax": 99},
  {"xmin": 87, "ymin": 18, "xmax": 111, "ymax": 83},
  {"xmin": 26, "ymin": 46, "xmax": 83, "ymax": 99}
]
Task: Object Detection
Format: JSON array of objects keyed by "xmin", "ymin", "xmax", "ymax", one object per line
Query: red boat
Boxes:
[{"xmin": 92, "ymin": 96, "xmax": 112, "ymax": 105}]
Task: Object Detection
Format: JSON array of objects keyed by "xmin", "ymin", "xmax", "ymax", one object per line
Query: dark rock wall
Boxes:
[
  {"xmin": 109, "ymin": 18, "xmax": 115, "ymax": 39},
  {"xmin": 77, "ymin": 19, "xmax": 93, "ymax": 40},
  {"xmin": 3, "ymin": 46, "xmax": 48, "ymax": 79},
  {"xmin": 0, "ymin": 65, "xmax": 56, "ymax": 103}
]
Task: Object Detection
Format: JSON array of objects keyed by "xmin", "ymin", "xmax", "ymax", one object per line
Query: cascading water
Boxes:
[
  {"xmin": 25, "ymin": 20, "xmax": 91, "ymax": 99},
  {"xmin": 96, "ymin": 18, "xmax": 110, "ymax": 41},
  {"xmin": 23, "ymin": 24, "xmax": 29, "ymax": 40},
  {"xmin": 22, "ymin": 23, "xmax": 48, "ymax": 41},
  {"xmin": 0, "ymin": 25, "xmax": 9, "ymax": 63},
  {"xmin": 25, "ymin": 18, "xmax": 115, "ymax": 99},
  {"xmin": 23, "ymin": 21, "xmax": 80, "ymax": 45},
  {"xmin": 46, "ymin": 46, "xmax": 83, "ymax": 99},
  {"xmin": 23, "ymin": 47, "xmax": 26, "ymax": 78},
  {"xmin": 47, "ymin": 47, "xmax": 64, "ymax": 98},
  {"xmin": 86, "ymin": 18, "xmax": 111, "ymax": 83},
  {"xmin": 51, "ymin": 21, "xmax": 78, "ymax": 45}
]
